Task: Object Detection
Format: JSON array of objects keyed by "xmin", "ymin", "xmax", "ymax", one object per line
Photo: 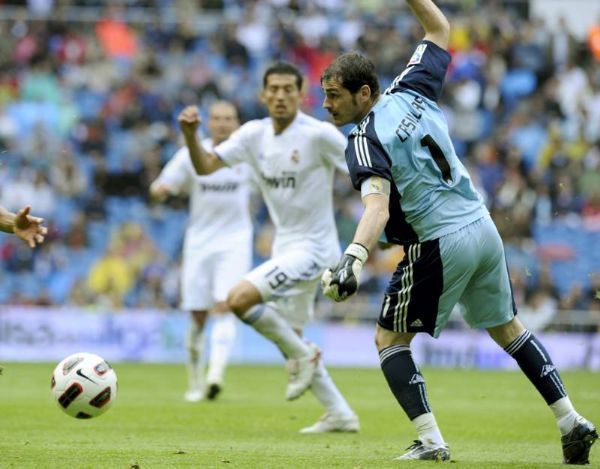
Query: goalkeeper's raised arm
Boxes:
[
  {"xmin": 178, "ymin": 105, "xmax": 226, "ymax": 175},
  {"xmin": 406, "ymin": 0, "xmax": 450, "ymax": 50}
]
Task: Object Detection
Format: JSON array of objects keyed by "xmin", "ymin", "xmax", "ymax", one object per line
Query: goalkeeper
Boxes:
[{"xmin": 320, "ymin": 0, "xmax": 597, "ymax": 464}]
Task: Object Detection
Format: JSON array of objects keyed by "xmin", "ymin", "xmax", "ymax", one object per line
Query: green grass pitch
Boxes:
[{"xmin": 0, "ymin": 363, "xmax": 598, "ymax": 468}]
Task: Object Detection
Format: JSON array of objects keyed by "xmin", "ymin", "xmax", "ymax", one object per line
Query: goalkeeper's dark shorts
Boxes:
[{"xmin": 377, "ymin": 216, "xmax": 517, "ymax": 338}]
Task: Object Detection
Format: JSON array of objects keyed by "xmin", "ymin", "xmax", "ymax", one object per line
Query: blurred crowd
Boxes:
[{"xmin": 0, "ymin": 0, "xmax": 598, "ymax": 331}]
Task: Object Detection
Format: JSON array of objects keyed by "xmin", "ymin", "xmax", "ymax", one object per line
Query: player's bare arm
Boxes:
[
  {"xmin": 149, "ymin": 181, "xmax": 172, "ymax": 202},
  {"xmin": 0, "ymin": 205, "xmax": 15, "ymax": 233},
  {"xmin": 321, "ymin": 187, "xmax": 389, "ymax": 302},
  {"xmin": 406, "ymin": 0, "xmax": 450, "ymax": 50},
  {"xmin": 352, "ymin": 192, "xmax": 390, "ymax": 252},
  {"xmin": 178, "ymin": 105, "xmax": 225, "ymax": 175},
  {"xmin": 0, "ymin": 205, "xmax": 47, "ymax": 248},
  {"xmin": 0, "ymin": 207, "xmax": 15, "ymax": 233}
]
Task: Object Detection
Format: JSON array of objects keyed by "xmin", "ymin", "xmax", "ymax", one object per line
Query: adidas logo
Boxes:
[
  {"xmin": 410, "ymin": 319, "xmax": 424, "ymax": 328},
  {"xmin": 409, "ymin": 373, "xmax": 425, "ymax": 385},
  {"xmin": 541, "ymin": 364, "xmax": 556, "ymax": 377}
]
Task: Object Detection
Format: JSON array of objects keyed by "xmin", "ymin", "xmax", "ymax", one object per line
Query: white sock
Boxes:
[
  {"xmin": 311, "ymin": 358, "xmax": 354, "ymax": 416},
  {"xmin": 207, "ymin": 313, "xmax": 237, "ymax": 385},
  {"xmin": 186, "ymin": 322, "xmax": 205, "ymax": 391},
  {"xmin": 550, "ymin": 397, "xmax": 582, "ymax": 435},
  {"xmin": 413, "ymin": 413, "xmax": 445, "ymax": 447},
  {"xmin": 242, "ymin": 305, "xmax": 310, "ymax": 359}
]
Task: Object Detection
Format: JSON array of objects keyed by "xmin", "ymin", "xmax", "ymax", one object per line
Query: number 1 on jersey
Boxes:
[{"xmin": 420, "ymin": 134, "xmax": 452, "ymax": 182}]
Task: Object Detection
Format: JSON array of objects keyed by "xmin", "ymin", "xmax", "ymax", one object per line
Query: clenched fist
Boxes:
[{"xmin": 178, "ymin": 105, "xmax": 201, "ymax": 137}]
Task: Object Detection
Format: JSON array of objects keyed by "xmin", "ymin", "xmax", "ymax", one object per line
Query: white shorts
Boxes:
[
  {"xmin": 181, "ymin": 237, "xmax": 252, "ymax": 311},
  {"xmin": 244, "ymin": 249, "xmax": 324, "ymax": 329}
]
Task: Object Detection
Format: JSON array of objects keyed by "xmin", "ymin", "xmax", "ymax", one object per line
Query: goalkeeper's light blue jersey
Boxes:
[{"xmin": 346, "ymin": 40, "xmax": 488, "ymax": 245}]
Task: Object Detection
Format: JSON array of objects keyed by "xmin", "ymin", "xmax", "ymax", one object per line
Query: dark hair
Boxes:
[
  {"xmin": 263, "ymin": 62, "xmax": 303, "ymax": 90},
  {"xmin": 321, "ymin": 52, "xmax": 380, "ymax": 97}
]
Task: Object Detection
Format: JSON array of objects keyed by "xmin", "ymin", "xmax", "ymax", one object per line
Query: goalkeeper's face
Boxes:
[
  {"xmin": 321, "ymin": 78, "xmax": 369, "ymax": 126},
  {"xmin": 261, "ymin": 73, "xmax": 302, "ymax": 124}
]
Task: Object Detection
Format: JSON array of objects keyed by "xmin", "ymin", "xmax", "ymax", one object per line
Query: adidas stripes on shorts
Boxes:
[{"xmin": 377, "ymin": 216, "xmax": 517, "ymax": 338}]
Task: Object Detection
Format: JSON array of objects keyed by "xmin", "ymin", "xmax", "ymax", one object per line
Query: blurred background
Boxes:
[{"xmin": 0, "ymin": 0, "xmax": 598, "ymax": 366}]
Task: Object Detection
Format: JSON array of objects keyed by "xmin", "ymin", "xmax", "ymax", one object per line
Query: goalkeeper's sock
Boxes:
[
  {"xmin": 311, "ymin": 357, "xmax": 354, "ymax": 416},
  {"xmin": 185, "ymin": 322, "xmax": 205, "ymax": 391},
  {"xmin": 242, "ymin": 305, "xmax": 311, "ymax": 359},
  {"xmin": 207, "ymin": 313, "xmax": 236, "ymax": 385},
  {"xmin": 413, "ymin": 413, "xmax": 446, "ymax": 447},
  {"xmin": 504, "ymin": 330, "xmax": 567, "ymax": 405},
  {"xmin": 380, "ymin": 345, "xmax": 441, "ymax": 442},
  {"xmin": 550, "ymin": 396, "xmax": 585, "ymax": 436}
]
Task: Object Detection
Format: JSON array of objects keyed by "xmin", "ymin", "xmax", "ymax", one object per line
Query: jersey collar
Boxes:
[{"xmin": 351, "ymin": 96, "xmax": 388, "ymax": 136}]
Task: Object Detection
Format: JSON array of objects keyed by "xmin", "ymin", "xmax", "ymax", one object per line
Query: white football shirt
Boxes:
[
  {"xmin": 214, "ymin": 111, "xmax": 348, "ymax": 266},
  {"xmin": 156, "ymin": 139, "xmax": 252, "ymax": 249}
]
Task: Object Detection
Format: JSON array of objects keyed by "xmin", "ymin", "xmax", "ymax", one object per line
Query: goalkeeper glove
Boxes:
[{"xmin": 321, "ymin": 243, "xmax": 369, "ymax": 302}]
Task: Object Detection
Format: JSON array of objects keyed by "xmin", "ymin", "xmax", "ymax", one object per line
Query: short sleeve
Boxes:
[
  {"xmin": 319, "ymin": 122, "xmax": 349, "ymax": 174},
  {"xmin": 345, "ymin": 116, "xmax": 392, "ymax": 190},
  {"xmin": 385, "ymin": 40, "xmax": 451, "ymax": 102},
  {"xmin": 213, "ymin": 122, "xmax": 255, "ymax": 166},
  {"xmin": 156, "ymin": 146, "xmax": 194, "ymax": 195}
]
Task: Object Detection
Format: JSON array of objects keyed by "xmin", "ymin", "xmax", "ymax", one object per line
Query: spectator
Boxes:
[
  {"xmin": 87, "ymin": 241, "xmax": 135, "ymax": 307},
  {"xmin": 587, "ymin": 15, "xmax": 600, "ymax": 62},
  {"xmin": 49, "ymin": 149, "xmax": 87, "ymax": 198}
]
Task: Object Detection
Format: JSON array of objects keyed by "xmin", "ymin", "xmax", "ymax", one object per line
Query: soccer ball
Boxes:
[{"xmin": 51, "ymin": 352, "xmax": 117, "ymax": 419}]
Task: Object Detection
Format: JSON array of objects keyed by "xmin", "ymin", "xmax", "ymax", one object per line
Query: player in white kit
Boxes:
[
  {"xmin": 150, "ymin": 101, "xmax": 252, "ymax": 402},
  {"xmin": 177, "ymin": 62, "xmax": 359, "ymax": 433}
]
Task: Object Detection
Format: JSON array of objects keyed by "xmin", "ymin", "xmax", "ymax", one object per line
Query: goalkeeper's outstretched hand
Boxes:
[{"xmin": 321, "ymin": 243, "xmax": 369, "ymax": 302}]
